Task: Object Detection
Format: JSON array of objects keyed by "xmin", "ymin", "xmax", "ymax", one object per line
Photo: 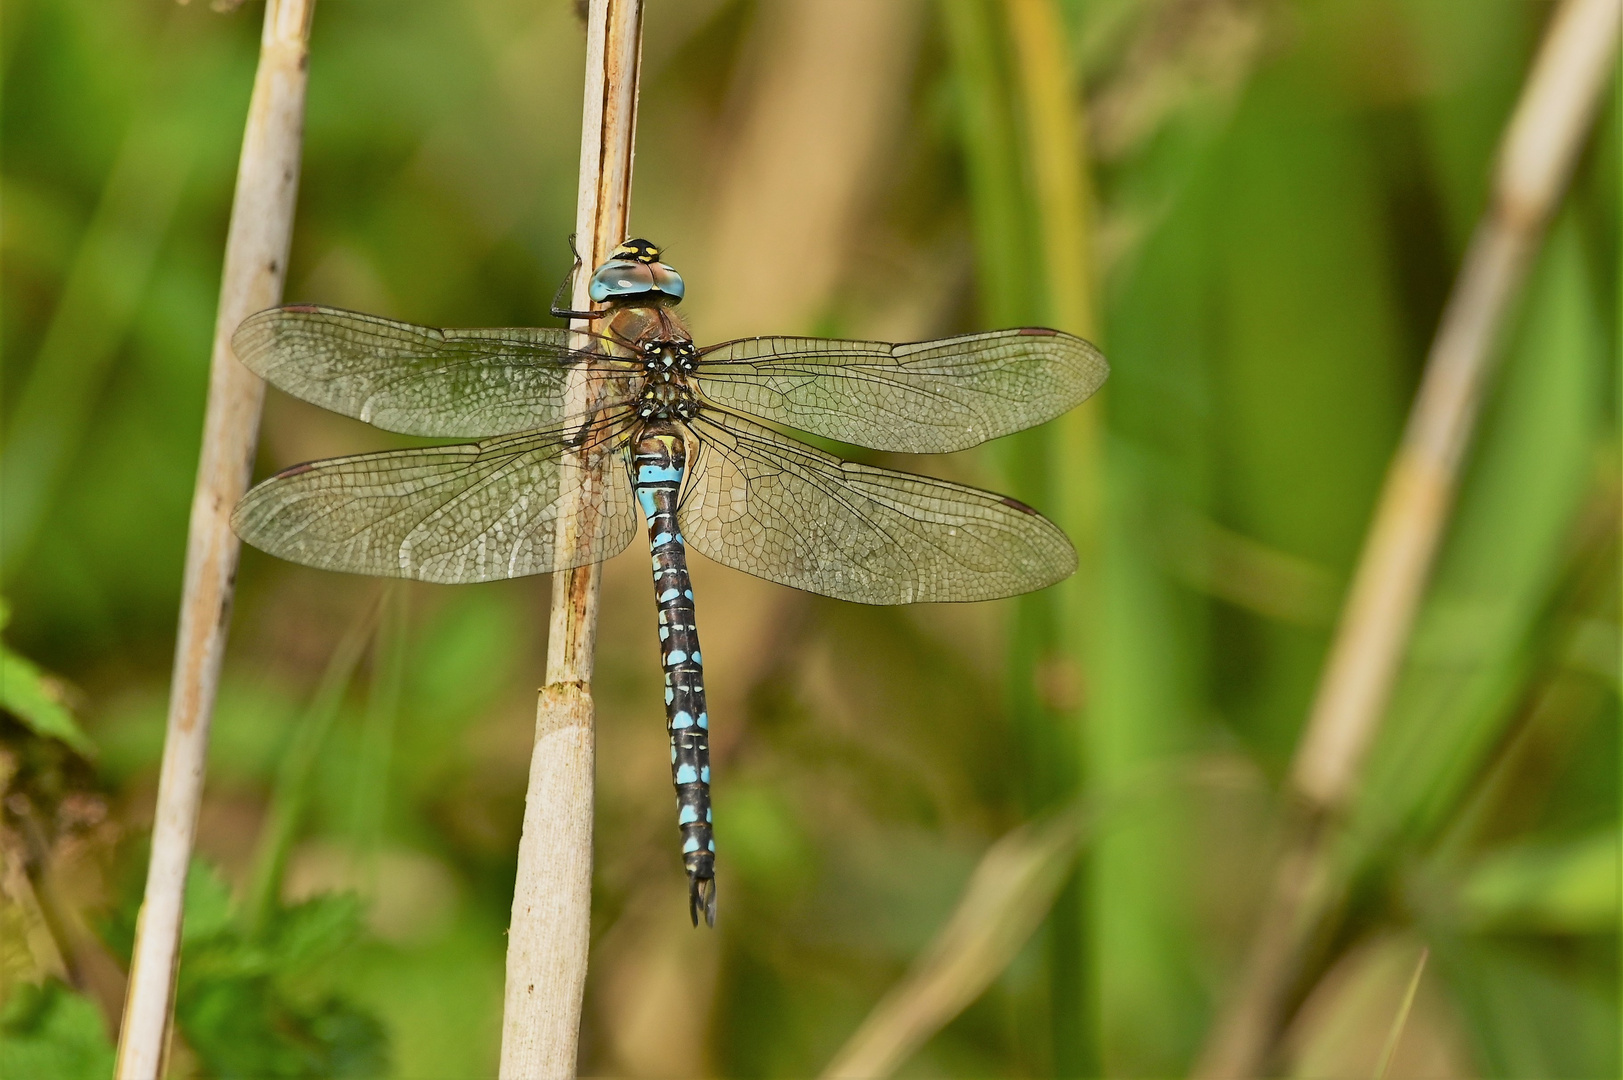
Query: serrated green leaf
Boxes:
[
  {"xmin": 180, "ymin": 860, "xmax": 236, "ymax": 946},
  {"xmin": 0, "ymin": 980, "xmax": 116, "ymax": 1080},
  {"xmin": 171, "ymin": 868, "xmax": 385, "ymax": 1077},
  {"xmin": 267, "ymin": 893, "xmax": 366, "ymax": 968},
  {"xmin": 0, "ymin": 643, "xmax": 94, "ymax": 757}
]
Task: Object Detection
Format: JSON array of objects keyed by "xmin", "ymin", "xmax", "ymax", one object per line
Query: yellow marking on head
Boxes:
[{"xmin": 614, "ymin": 238, "xmax": 662, "ymax": 263}]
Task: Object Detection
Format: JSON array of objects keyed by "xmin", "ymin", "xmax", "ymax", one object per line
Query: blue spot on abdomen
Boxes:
[{"xmin": 637, "ymin": 465, "xmax": 683, "ymax": 484}]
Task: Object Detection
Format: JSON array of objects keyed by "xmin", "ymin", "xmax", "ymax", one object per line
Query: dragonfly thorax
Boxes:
[
  {"xmin": 641, "ymin": 338, "xmax": 699, "ymax": 377},
  {"xmin": 635, "ymin": 377, "xmax": 701, "ymax": 421},
  {"xmin": 636, "ymin": 340, "xmax": 701, "ymax": 420}
]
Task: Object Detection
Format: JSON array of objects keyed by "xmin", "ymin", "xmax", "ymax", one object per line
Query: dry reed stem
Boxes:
[
  {"xmin": 498, "ymin": 2, "xmax": 643, "ymax": 1076},
  {"xmin": 112, "ymin": 4, "xmax": 316, "ymax": 1077},
  {"xmin": 1192, "ymin": 1, "xmax": 1621, "ymax": 1075},
  {"xmin": 820, "ymin": 811, "xmax": 1083, "ymax": 1080}
]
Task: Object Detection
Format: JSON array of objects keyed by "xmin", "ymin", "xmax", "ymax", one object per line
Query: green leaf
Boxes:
[
  {"xmin": 172, "ymin": 872, "xmax": 384, "ymax": 1077},
  {"xmin": 265, "ymin": 893, "xmax": 367, "ymax": 970},
  {"xmin": 1456, "ymin": 828, "xmax": 1621, "ymax": 934},
  {"xmin": 179, "ymin": 978, "xmax": 388, "ymax": 1080},
  {"xmin": 1352, "ymin": 215, "xmax": 1607, "ymax": 853},
  {"xmin": 1438, "ymin": 934, "xmax": 1619, "ymax": 1078},
  {"xmin": 0, "ymin": 980, "xmax": 115, "ymax": 1080},
  {"xmin": 179, "ymin": 860, "xmax": 236, "ymax": 947},
  {"xmin": 0, "ymin": 612, "xmax": 95, "ymax": 757}
]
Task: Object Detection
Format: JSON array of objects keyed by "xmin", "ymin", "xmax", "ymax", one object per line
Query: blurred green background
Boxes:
[{"xmin": 2, "ymin": 1, "xmax": 1617, "ymax": 1077}]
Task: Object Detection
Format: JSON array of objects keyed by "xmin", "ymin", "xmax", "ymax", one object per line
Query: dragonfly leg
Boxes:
[
  {"xmin": 633, "ymin": 421, "xmax": 717, "ymax": 927},
  {"xmin": 551, "ymin": 232, "xmax": 605, "ymax": 320}
]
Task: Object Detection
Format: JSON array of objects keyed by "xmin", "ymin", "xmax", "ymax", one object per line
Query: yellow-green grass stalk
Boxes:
[{"xmin": 940, "ymin": 0, "xmax": 1102, "ymax": 1072}]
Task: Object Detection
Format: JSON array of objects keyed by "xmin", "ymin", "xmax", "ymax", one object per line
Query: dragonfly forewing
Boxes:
[
  {"xmin": 694, "ymin": 328, "xmax": 1107, "ymax": 453},
  {"xmin": 234, "ymin": 305, "xmax": 630, "ymax": 438},
  {"xmin": 232, "ymin": 420, "xmax": 640, "ymax": 584},
  {"xmin": 679, "ymin": 415, "xmax": 1077, "ymax": 604}
]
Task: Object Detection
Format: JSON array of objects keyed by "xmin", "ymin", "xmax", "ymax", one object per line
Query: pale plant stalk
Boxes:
[
  {"xmin": 498, "ymin": 2, "xmax": 644, "ymax": 1076},
  {"xmin": 113, "ymin": 4, "xmax": 316, "ymax": 1077},
  {"xmin": 1192, "ymin": 1, "xmax": 1622, "ymax": 1075},
  {"xmin": 820, "ymin": 812, "xmax": 1083, "ymax": 1080}
]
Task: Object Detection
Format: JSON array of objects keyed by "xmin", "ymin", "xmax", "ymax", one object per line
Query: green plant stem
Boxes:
[
  {"xmin": 349, "ymin": 586, "xmax": 407, "ymax": 885},
  {"xmin": 941, "ymin": 1, "xmax": 1102, "ymax": 1074},
  {"xmin": 243, "ymin": 600, "xmax": 379, "ymax": 935},
  {"xmin": 1006, "ymin": 3, "xmax": 1103, "ymax": 1073}
]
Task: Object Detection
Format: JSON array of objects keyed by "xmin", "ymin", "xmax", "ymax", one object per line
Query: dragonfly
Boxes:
[{"xmin": 231, "ymin": 238, "xmax": 1108, "ymax": 926}]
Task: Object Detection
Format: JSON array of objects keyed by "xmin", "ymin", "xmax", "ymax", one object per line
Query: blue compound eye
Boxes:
[
  {"xmin": 588, "ymin": 257, "xmax": 685, "ymax": 304},
  {"xmin": 650, "ymin": 262, "xmax": 685, "ymax": 300},
  {"xmin": 588, "ymin": 259, "xmax": 652, "ymax": 302}
]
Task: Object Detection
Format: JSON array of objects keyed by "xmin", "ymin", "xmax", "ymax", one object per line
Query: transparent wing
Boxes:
[
  {"xmin": 694, "ymin": 328, "xmax": 1107, "ymax": 452},
  {"xmin": 233, "ymin": 305, "xmax": 631, "ymax": 438},
  {"xmin": 232, "ymin": 416, "xmax": 639, "ymax": 584},
  {"xmin": 679, "ymin": 415, "xmax": 1076, "ymax": 604}
]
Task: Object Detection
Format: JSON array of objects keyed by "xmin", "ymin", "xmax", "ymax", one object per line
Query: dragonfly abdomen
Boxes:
[{"xmin": 632, "ymin": 422, "xmax": 716, "ymax": 927}]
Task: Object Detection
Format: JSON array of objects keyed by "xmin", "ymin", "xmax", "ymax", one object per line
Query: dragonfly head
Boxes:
[
  {"xmin": 612, "ymin": 237, "xmax": 662, "ymax": 263},
  {"xmin": 589, "ymin": 238, "xmax": 685, "ymax": 306}
]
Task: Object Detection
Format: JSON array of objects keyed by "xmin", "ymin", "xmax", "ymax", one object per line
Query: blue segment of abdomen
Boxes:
[{"xmin": 631, "ymin": 423, "xmax": 716, "ymax": 927}]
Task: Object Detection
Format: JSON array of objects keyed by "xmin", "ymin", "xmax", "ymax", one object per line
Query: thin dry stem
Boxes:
[
  {"xmin": 499, "ymin": 2, "xmax": 644, "ymax": 1076},
  {"xmin": 820, "ymin": 811, "xmax": 1083, "ymax": 1080},
  {"xmin": 113, "ymin": 4, "xmax": 315, "ymax": 1077},
  {"xmin": 1192, "ymin": 2, "xmax": 1621, "ymax": 1076}
]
